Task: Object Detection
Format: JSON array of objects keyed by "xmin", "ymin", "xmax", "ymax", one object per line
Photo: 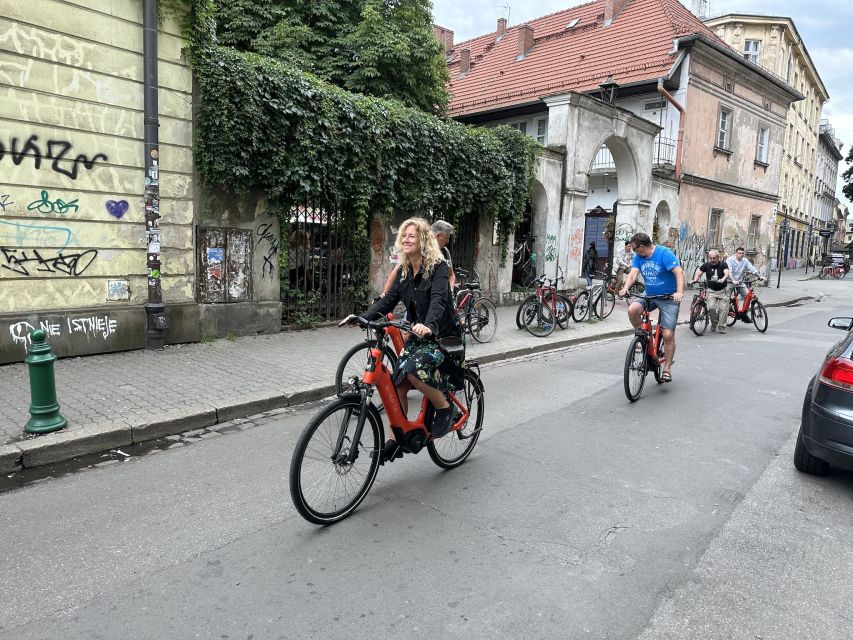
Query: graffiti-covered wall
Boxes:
[{"xmin": 0, "ymin": 1, "xmax": 195, "ymax": 362}]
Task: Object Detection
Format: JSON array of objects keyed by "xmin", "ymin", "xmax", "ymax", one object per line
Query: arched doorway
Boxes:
[
  {"xmin": 653, "ymin": 201, "xmax": 672, "ymax": 244},
  {"xmin": 512, "ymin": 180, "xmax": 547, "ymax": 287}
]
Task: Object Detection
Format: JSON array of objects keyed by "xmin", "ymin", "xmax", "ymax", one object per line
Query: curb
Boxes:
[{"xmin": 0, "ymin": 295, "xmax": 814, "ymax": 475}]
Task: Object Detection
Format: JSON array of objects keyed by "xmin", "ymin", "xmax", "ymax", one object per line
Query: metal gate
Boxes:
[
  {"xmin": 282, "ymin": 201, "xmax": 367, "ymax": 326},
  {"xmin": 448, "ymin": 214, "xmax": 478, "ymax": 274}
]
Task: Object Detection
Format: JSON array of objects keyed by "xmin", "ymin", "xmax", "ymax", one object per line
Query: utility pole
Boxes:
[
  {"xmin": 143, "ymin": 0, "xmax": 168, "ymax": 348},
  {"xmin": 776, "ymin": 218, "xmax": 788, "ymax": 289}
]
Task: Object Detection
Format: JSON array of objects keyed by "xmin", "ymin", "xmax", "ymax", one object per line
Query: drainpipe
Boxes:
[
  {"xmin": 143, "ymin": 0, "xmax": 168, "ymax": 349},
  {"xmin": 657, "ymin": 78, "xmax": 684, "ymax": 183}
]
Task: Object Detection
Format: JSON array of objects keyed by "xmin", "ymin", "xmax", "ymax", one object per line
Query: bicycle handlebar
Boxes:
[
  {"xmin": 625, "ymin": 293, "xmax": 674, "ymax": 301},
  {"xmin": 339, "ymin": 315, "xmax": 412, "ymax": 332}
]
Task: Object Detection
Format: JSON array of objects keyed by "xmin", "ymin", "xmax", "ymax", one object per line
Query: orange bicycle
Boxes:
[
  {"xmin": 291, "ymin": 316, "xmax": 484, "ymax": 524},
  {"xmin": 726, "ymin": 276, "xmax": 768, "ymax": 332},
  {"xmin": 623, "ymin": 293, "xmax": 670, "ymax": 401}
]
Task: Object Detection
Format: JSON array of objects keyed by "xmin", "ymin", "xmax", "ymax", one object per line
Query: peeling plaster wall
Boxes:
[{"xmin": 0, "ymin": 1, "xmax": 194, "ymax": 319}]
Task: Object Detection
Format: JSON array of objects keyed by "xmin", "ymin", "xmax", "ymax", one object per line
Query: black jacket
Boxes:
[{"xmin": 366, "ymin": 261, "xmax": 460, "ymax": 338}]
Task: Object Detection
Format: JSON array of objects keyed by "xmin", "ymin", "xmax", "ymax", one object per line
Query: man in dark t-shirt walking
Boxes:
[{"xmin": 692, "ymin": 250, "xmax": 730, "ymax": 333}]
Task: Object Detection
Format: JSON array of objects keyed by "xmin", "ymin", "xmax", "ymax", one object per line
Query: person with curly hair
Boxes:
[{"xmin": 342, "ymin": 217, "xmax": 462, "ymax": 460}]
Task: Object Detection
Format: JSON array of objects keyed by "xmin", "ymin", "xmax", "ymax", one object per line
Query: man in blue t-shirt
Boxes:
[{"xmin": 618, "ymin": 232, "xmax": 684, "ymax": 383}]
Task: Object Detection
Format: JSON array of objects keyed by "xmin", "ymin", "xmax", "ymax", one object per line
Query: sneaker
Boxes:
[
  {"xmin": 382, "ymin": 439, "xmax": 403, "ymax": 462},
  {"xmin": 431, "ymin": 405, "xmax": 455, "ymax": 438},
  {"xmin": 710, "ymin": 325, "xmax": 717, "ymax": 332},
  {"xmin": 718, "ymin": 326, "xmax": 726, "ymax": 334},
  {"xmin": 742, "ymin": 315, "xmax": 753, "ymax": 324}
]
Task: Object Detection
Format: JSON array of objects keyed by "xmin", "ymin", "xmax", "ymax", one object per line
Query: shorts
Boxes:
[{"xmin": 637, "ymin": 297, "xmax": 681, "ymax": 332}]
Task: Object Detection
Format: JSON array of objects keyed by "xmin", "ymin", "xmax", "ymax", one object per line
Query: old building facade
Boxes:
[{"xmin": 704, "ymin": 14, "xmax": 829, "ymax": 269}]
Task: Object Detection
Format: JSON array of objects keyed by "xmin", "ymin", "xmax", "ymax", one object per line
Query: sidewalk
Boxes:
[{"xmin": 0, "ymin": 272, "xmax": 824, "ymax": 473}]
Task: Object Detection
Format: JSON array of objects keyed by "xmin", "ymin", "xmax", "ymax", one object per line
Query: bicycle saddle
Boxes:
[{"xmin": 438, "ymin": 336, "xmax": 465, "ymax": 357}]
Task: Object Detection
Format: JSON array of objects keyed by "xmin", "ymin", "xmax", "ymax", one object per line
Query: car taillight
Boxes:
[{"xmin": 819, "ymin": 357, "xmax": 853, "ymax": 391}]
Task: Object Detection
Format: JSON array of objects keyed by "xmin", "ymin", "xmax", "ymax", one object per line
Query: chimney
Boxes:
[
  {"xmin": 517, "ymin": 24, "xmax": 534, "ymax": 59},
  {"xmin": 497, "ymin": 18, "xmax": 507, "ymax": 37},
  {"xmin": 459, "ymin": 48, "xmax": 471, "ymax": 74},
  {"xmin": 604, "ymin": 0, "xmax": 630, "ymax": 25},
  {"xmin": 433, "ymin": 24, "xmax": 454, "ymax": 50}
]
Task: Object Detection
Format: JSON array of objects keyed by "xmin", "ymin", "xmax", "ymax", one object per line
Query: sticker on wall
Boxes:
[
  {"xmin": 107, "ymin": 279, "xmax": 130, "ymax": 301},
  {"xmin": 106, "ymin": 200, "xmax": 129, "ymax": 219},
  {"xmin": 206, "ymin": 247, "xmax": 225, "ymax": 281},
  {"xmin": 147, "ymin": 230, "xmax": 161, "ymax": 253}
]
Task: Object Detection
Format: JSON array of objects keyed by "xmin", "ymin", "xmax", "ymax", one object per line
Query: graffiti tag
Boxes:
[
  {"xmin": 9, "ymin": 321, "xmax": 34, "ymax": 350},
  {"xmin": 569, "ymin": 228, "xmax": 583, "ymax": 260},
  {"xmin": 544, "ymin": 234, "xmax": 557, "ymax": 262},
  {"xmin": 105, "ymin": 200, "xmax": 129, "ymax": 219},
  {"xmin": 615, "ymin": 223, "xmax": 635, "ymax": 243},
  {"xmin": 675, "ymin": 231, "xmax": 706, "ymax": 277},
  {"xmin": 0, "ymin": 220, "xmax": 72, "ymax": 249},
  {"xmin": 0, "ymin": 195, "xmax": 13, "ymax": 212},
  {"xmin": 7, "ymin": 316, "xmax": 120, "ymax": 352},
  {"xmin": 0, "ymin": 247, "xmax": 98, "ymax": 277},
  {"xmin": 256, "ymin": 222, "xmax": 280, "ymax": 279},
  {"xmin": 0, "ymin": 134, "xmax": 108, "ymax": 180},
  {"xmin": 27, "ymin": 189, "xmax": 79, "ymax": 214}
]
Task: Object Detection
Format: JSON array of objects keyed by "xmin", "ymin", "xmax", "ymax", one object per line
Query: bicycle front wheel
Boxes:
[
  {"xmin": 726, "ymin": 301, "xmax": 738, "ymax": 327},
  {"xmin": 572, "ymin": 291, "xmax": 590, "ymax": 322},
  {"xmin": 624, "ymin": 335, "xmax": 649, "ymax": 402},
  {"xmin": 690, "ymin": 301, "xmax": 708, "ymax": 336},
  {"xmin": 593, "ymin": 291, "xmax": 616, "ymax": 319},
  {"xmin": 751, "ymin": 300, "xmax": 768, "ymax": 333},
  {"xmin": 515, "ymin": 294, "xmax": 537, "ymax": 329},
  {"xmin": 289, "ymin": 397, "xmax": 382, "ymax": 525},
  {"xmin": 523, "ymin": 301, "xmax": 555, "ymax": 337},
  {"xmin": 427, "ymin": 369, "xmax": 484, "ymax": 468},
  {"xmin": 469, "ymin": 298, "xmax": 498, "ymax": 343}
]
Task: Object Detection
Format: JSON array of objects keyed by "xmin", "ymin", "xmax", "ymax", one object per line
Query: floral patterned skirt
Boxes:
[{"xmin": 392, "ymin": 337, "xmax": 463, "ymax": 393}]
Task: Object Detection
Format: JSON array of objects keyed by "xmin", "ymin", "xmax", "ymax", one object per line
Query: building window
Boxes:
[
  {"xmin": 536, "ymin": 118, "xmax": 547, "ymax": 144},
  {"xmin": 717, "ymin": 107, "xmax": 732, "ymax": 150},
  {"xmin": 511, "ymin": 121, "xmax": 527, "ymax": 135},
  {"xmin": 747, "ymin": 214, "xmax": 761, "ymax": 251},
  {"xmin": 786, "ymin": 45, "xmax": 793, "ymax": 82},
  {"xmin": 756, "ymin": 125, "xmax": 770, "ymax": 164},
  {"xmin": 744, "ymin": 39, "xmax": 761, "ymax": 64},
  {"xmin": 707, "ymin": 209, "xmax": 723, "ymax": 248}
]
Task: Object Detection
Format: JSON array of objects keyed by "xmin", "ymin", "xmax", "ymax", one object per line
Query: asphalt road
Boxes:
[{"xmin": 2, "ymin": 294, "xmax": 852, "ymax": 640}]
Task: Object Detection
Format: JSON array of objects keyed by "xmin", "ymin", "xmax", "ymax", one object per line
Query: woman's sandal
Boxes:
[{"xmin": 660, "ymin": 371, "xmax": 672, "ymax": 383}]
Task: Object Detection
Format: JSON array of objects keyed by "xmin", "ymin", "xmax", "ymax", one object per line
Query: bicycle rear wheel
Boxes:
[
  {"xmin": 750, "ymin": 300, "xmax": 768, "ymax": 333},
  {"xmin": 469, "ymin": 298, "xmax": 498, "ymax": 343},
  {"xmin": 523, "ymin": 301, "xmax": 555, "ymax": 337},
  {"xmin": 624, "ymin": 335, "xmax": 648, "ymax": 402},
  {"xmin": 427, "ymin": 369, "xmax": 484, "ymax": 468},
  {"xmin": 553, "ymin": 294, "xmax": 573, "ymax": 329},
  {"xmin": 572, "ymin": 291, "xmax": 590, "ymax": 322},
  {"xmin": 289, "ymin": 397, "xmax": 382, "ymax": 525},
  {"xmin": 726, "ymin": 301, "xmax": 738, "ymax": 327},
  {"xmin": 690, "ymin": 301, "xmax": 708, "ymax": 336},
  {"xmin": 593, "ymin": 291, "xmax": 616, "ymax": 319}
]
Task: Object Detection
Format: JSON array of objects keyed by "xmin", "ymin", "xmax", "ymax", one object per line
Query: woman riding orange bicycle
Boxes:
[{"xmin": 341, "ymin": 217, "xmax": 463, "ymax": 460}]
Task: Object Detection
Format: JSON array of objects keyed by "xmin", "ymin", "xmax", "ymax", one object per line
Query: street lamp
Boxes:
[
  {"xmin": 776, "ymin": 217, "xmax": 789, "ymax": 289},
  {"xmin": 599, "ymin": 76, "xmax": 619, "ymax": 104}
]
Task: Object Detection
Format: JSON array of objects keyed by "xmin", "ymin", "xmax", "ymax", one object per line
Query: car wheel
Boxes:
[{"xmin": 792, "ymin": 380, "xmax": 829, "ymax": 476}]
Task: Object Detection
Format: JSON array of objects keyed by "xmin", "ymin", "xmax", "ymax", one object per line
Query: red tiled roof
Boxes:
[{"xmin": 448, "ymin": 0, "xmax": 725, "ymax": 117}]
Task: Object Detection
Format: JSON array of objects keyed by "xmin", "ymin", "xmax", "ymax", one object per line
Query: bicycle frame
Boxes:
[
  {"xmin": 344, "ymin": 325, "xmax": 470, "ymax": 460},
  {"xmin": 729, "ymin": 281, "xmax": 756, "ymax": 315},
  {"xmin": 638, "ymin": 303, "xmax": 664, "ymax": 364}
]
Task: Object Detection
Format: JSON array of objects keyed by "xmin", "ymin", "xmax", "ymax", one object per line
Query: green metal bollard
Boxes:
[{"xmin": 24, "ymin": 329, "xmax": 68, "ymax": 434}]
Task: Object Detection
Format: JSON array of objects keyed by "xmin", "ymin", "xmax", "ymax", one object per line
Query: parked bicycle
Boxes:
[
  {"xmin": 818, "ymin": 264, "xmax": 846, "ymax": 280},
  {"xmin": 454, "ymin": 268, "xmax": 498, "ymax": 343},
  {"xmin": 572, "ymin": 271, "xmax": 616, "ymax": 321},
  {"xmin": 688, "ymin": 282, "xmax": 709, "ymax": 336},
  {"xmin": 516, "ymin": 272, "xmax": 573, "ymax": 337},
  {"xmin": 726, "ymin": 276, "xmax": 768, "ymax": 332},
  {"xmin": 513, "ymin": 234, "xmax": 537, "ymax": 288},
  {"xmin": 291, "ymin": 316, "xmax": 484, "ymax": 524},
  {"xmin": 623, "ymin": 293, "xmax": 670, "ymax": 402}
]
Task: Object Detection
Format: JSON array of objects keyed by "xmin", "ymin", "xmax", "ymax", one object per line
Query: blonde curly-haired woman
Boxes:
[{"xmin": 343, "ymin": 217, "xmax": 462, "ymax": 461}]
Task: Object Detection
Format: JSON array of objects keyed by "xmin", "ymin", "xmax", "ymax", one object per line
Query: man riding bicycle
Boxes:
[
  {"xmin": 726, "ymin": 247, "xmax": 763, "ymax": 323},
  {"xmin": 691, "ymin": 250, "xmax": 730, "ymax": 333},
  {"xmin": 619, "ymin": 232, "xmax": 684, "ymax": 383}
]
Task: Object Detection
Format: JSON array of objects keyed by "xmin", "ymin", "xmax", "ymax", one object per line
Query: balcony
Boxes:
[{"xmin": 589, "ymin": 136, "xmax": 677, "ymax": 173}]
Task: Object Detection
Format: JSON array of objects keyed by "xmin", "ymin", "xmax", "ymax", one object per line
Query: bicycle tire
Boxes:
[
  {"xmin": 690, "ymin": 301, "xmax": 708, "ymax": 336},
  {"xmin": 751, "ymin": 299, "xmax": 768, "ymax": 333},
  {"xmin": 572, "ymin": 291, "xmax": 590, "ymax": 322},
  {"xmin": 515, "ymin": 294, "xmax": 537, "ymax": 329},
  {"xmin": 818, "ymin": 268, "xmax": 826, "ymax": 279},
  {"xmin": 553, "ymin": 293, "xmax": 574, "ymax": 330},
  {"xmin": 289, "ymin": 396, "xmax": 382, "ymax": 525},
  {"xmin": 469, "ymin": 298, "xmax": 498, "ymax": 343},
  {"xmin": 427, "ymin": 369, "xmax": 484, "ymax": 468},
  {"xmin": 523, "ymin": 300, "xmax": 555, "ymax": 337},
  {"xmin": 335, "ymin": 342, "xmax": 398, "ymax": 413},
  {"xmin": 726, "ymin": 301, "xmax": 738, "ymax": 327},
  {"xmin": 624, "ymin": 335, "xmax": 648, "ymax": 402},
  {"xmin": 593, "ymin": 290, "xmax": 616, "ymax": 319}
]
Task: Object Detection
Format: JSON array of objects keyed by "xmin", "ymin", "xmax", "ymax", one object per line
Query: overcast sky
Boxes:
[{"xmin": 432, "ymin": 0, "xmax": 853, "ymax": 206}]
